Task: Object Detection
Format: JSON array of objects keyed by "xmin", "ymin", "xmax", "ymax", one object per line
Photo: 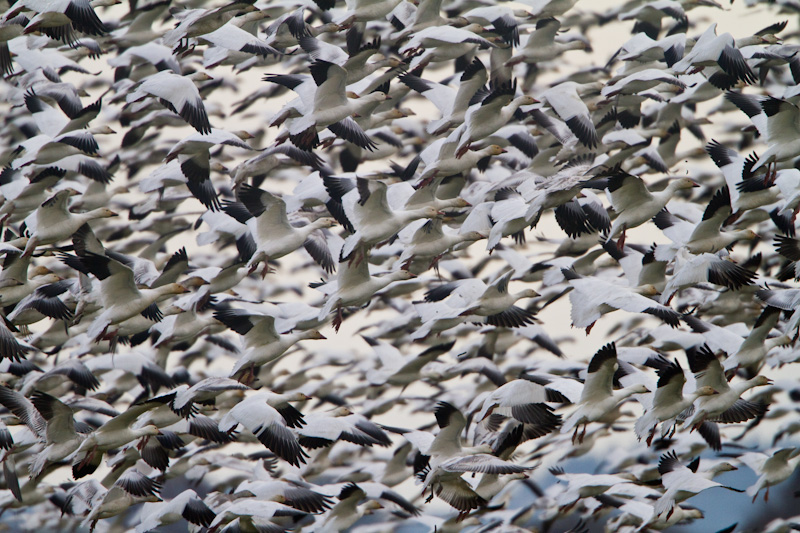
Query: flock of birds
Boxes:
[{"xmin": 2, "ymin": 0, "xmax": 800, "ymax": 531}]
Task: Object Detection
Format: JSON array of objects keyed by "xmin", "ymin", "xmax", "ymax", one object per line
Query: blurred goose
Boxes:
[
  {"xmin": 654, "ymin": 451, "xmax": 741, "ymax": 519},
  {"xmin": 739, "ymin": 447, "xmax": 800, "ymax": 502},
  {"xmin": 126, "ymin": 71, "xmax": 213, "ymax": 134},
  {"xmin": 134, "ymin": 489, "xmax": 216, "ymax": 532}
]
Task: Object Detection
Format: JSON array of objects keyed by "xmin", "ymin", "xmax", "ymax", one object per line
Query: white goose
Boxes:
[
  {"xmin": 740, "ymin": 447, "xmax": 800, "ymax": 502},
  {"xmin": 213, "ymin": 308, "xmax": 325, "ymax": 383},
  {"xmin": 235, "ymin": 184, "xmax": 336, "ymax": 276},
  {"xmin": 125, "ymin": 71, "xmax": 213, "ymax": 134},
  {"xmin": 21, "ymin": 189, "xmax": 117, "ymax": 256},
  {"xmin": 58, "ymin": 251, "xmax": 191, "ymax": 342},
  {"xmin": 561, "ymin": 343, "xmax": 649, "ymax": 443},
  {"xmin": 682, "ymin": 344, "xmax": 771, "ymax": 431},
  {"xmin": 634, "ymin": 360, "xmax": 718, "ymax": 448}
]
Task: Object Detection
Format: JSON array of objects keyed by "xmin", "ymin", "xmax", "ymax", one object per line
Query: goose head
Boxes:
[
  {"xmin": 694, "ymin": 385, "xmax": 718, "ymax": 398},
  {"xmin": 750, "ymin": 375, "xmax": 773, "ymax": 387},
  {"xmin": 303, "ymin": 330, "xmax": 327, "ymax": 340},
  {"xmin": 713, "ymin": 461, "xmax": 738, "ymax": 474},
  {"xmin": 461, "ymin": 231, "xmax": 486, "ymax": 242},
  {"xmin": 670, "ymin": 177, "xmax": 699, "ymax": 192},
  {"xmin": 625, "ymin": 384, "xmax": 650, "ymax": 395},
  {"xmin": 484, "ymin": 145, "xmax": 507, "ymax": 157},
  {"xmin": 517, "ymin": 288, "xmax": 539, "ymax": 299},
  {"xmin": 91, "ymin": 208, "xmax": 119, "ymax": 219},
  {"xmin": 514, "ymin": 95, "xmax": 538, "ymax": 106}
]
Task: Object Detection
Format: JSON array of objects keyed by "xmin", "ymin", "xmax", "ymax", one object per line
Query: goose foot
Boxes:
[
  {"xmin": 333, "ymin": 306, "xmax": 343, "ymax": 333},
  {"xmin": 617, "ymin": 225, "xmax": 627, "ymax": 250},
  {"xmin": 646, "ymin": 427, "xmax": 656, "ymax": 447}
]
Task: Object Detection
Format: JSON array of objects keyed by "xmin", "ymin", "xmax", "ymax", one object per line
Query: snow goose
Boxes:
[
  {"xmin": 218, "ymin": 390, "xmax": 310, "ymax": 466},
  {"xmin": 399, "ymin": 57, "xmax": 487, "ymax": 135},
  {"xmin": 421, "ymin": 271, "xmax": 539, "ymax": 328},
  {"xmin": 411, "ymin": 138, "xmax": 506, "ymax": 187},
  {"xmin": 612, "ymin": 32, "xmax": 686, "ymax": 67},
  {"xmin": 0, "ymin": 387, "xmax": 81, "ymax": 477},
  {"xmin": 451, "ymin": 81, "xmax": 537, "ymax": 157},
  {"xmin": 11, "ymin": 0, "xmax": 108, "ymax": 41},
  {"xmin": 548, "ymin": 467, "xmax": 634, "ymax": 511},
  {"xmin": 298, "ymin": 32, "xmax": 399, "ymax": 84},
  {"xmin": 409, "ymin": 402, "xmax": 532, "ymax": 518},
  {"xmin": 705, "ymin": 139, "xmax": 778, "ymax": 215},
  {"xmin": 58, "ymin": 251, "xmax": 192, "ymax": 342},
  {"xmin": 538, "ymin": 81, "xmax": 601, "ymax": 149},
  {"xmin": 473, "ymin": 379, "xmax": 563, "ymax": 433},
  {"xmin": 68, "ymin": 401, "xmax": 163, "ymax": 478},
  {"xmin": 315, "ymin": 247, "xmax": 415, "ymax": 331},
  {"xmin": 162, "ymin": 2, "xmax": 257, "ymax": 53},
  {"xmin": 213, "ymin": 308, "xmax": 325, "ymax": 383},
  {"xmin": 672, "ymin": 23, "xmax": 758, "ymax": 85},
  {"xmin": 234, "ymin": 478, "xmax": 333, "ymax": 514},
  {"xmin": 206, "ymin": 500, "xmax": 307, "ymax": 533},
  {"xmin": 618, "ymin": 0, "xmax": 688, "ymax": 39},
  {"xmin": 125, "ymin": 71, "xmax": 213, "ymax": 134},
  {"xmin": 653, "ymin": 186, "xmax": 757, "ymax": 257},
  {"xmin": 134, "ymin": 489, "xmax": 216, "ymax": 532},
  {"xmin": 363, "ymin": 337, "xmax": 454, "ymax": 387},
  {"xmin": 660, "ymin": 248, "xmax": 757, "ymax": 304},
  {"xmin": 398, "ymin": 23, "xmax": 497, "ymax": 69},
  {"xmin": 21, "ymin": 189, "xmax": 117, "ymax": 256},
  {"xmin": 164, "ymin": 128, "xmax": 255, "ymax": 211},
  {"xmin": 458, "ymin": 6, "xmax": 521, "ymax": 46},
  {"xmin": 751, "ymin": 97, "xmax": 800, "ymax": 180},
  {"xmin": 634, "ymin": 360, "xmax": 718, "ymax": 448},
  {"xmin": 296, "ymin": 406, "xmax": 391, "ymax": 450},
  {"xmin": 682, "ymin": 344, "xmax": 771, "ymax": 432},
  {"xmin": 654, "ymin": 451, "xmax": 741, "ymax": 519},
  {"xmin": 561, "ymin": 269, "xmax": 681, "ymax": 331},
  {"xmin": 397, "ymin": 218, "xmax": 485, "ymax": 273},
  {"xmin": 683, "ymin": 306, "xmax": 789, "ymax": 373},
  {"xmin": 596, "ymin": 171, "xmax": 697, "ymax": 245},
  {"xmin": 235, "ymin": 184, "xmax": 336, "ymax": 276},
  {"xmin": 200, "ymin": 11, "xmax": 283, "ymax": 64},
  {"xmin": 331, "ymin": 177, "xmax": 441, "ymax": 261},
  {"xmin": 170, "ymin": 376, "xmax": 249, "ymax": 418},
  {"xmin": 739, "ymin": 447, "xmax": 800, "ymax": 502},
  {"xmin": 67, "ymin": 470, "xmax": 162, "ymax": 532},
  {"xmin": 264, "ymin": 60, "xmax": 386, "ymax": 151},
  {"xmin": 505, "ymin": 18, "xmax": 586, "ymax": 67},
  {"xmin": 561, "ymin": 343, "xmax": 650, "ymax": 443}
]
